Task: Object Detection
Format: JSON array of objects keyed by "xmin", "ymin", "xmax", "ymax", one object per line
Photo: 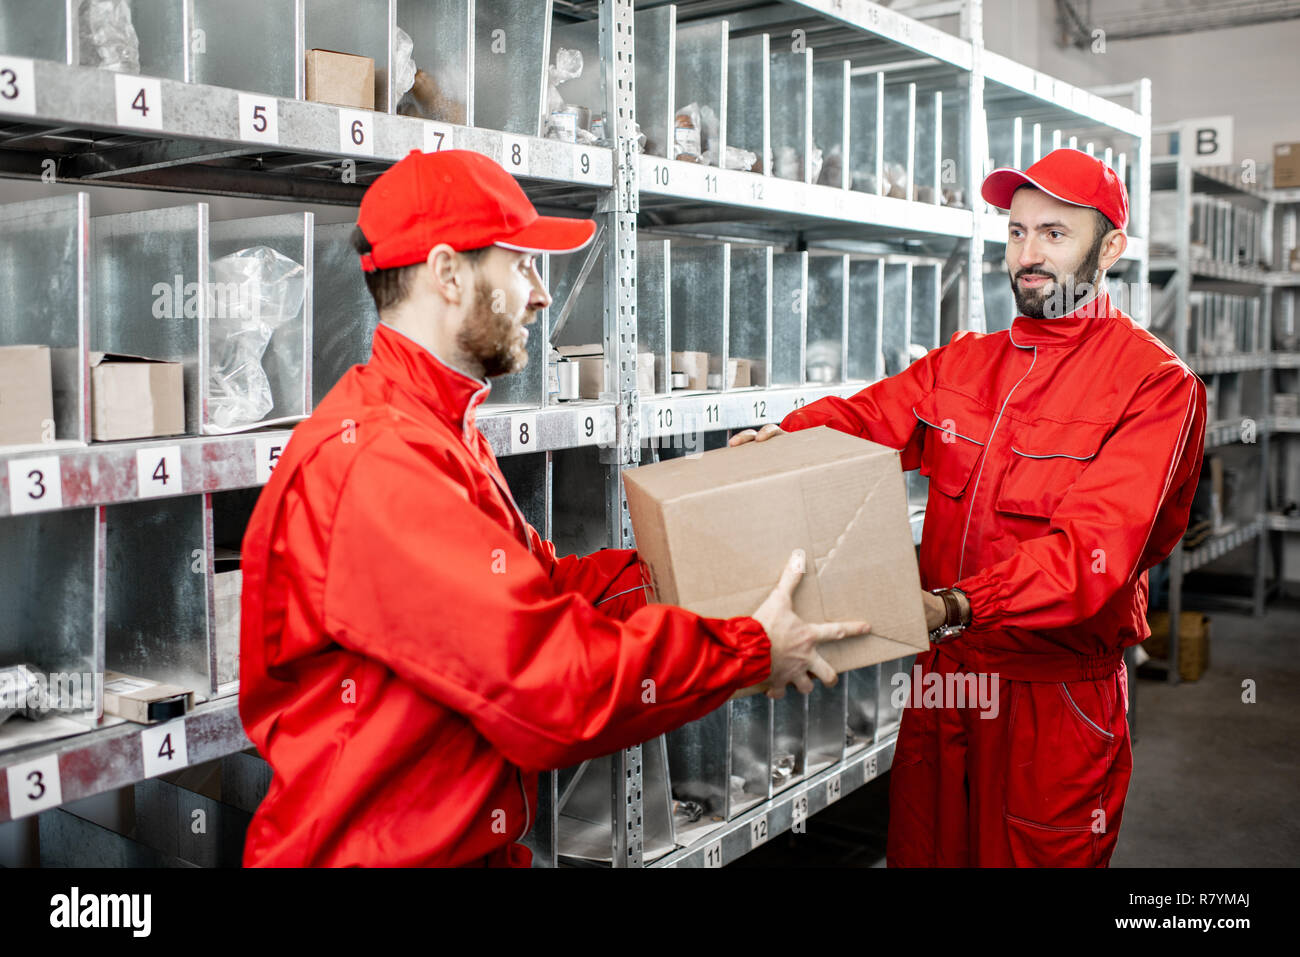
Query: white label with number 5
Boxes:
[
  {"xmin": 424, "ymin": 121, "xmax": 454, "ymax": 153},
  {"xmin": 501, "ymin": 135, "xmax": 530, "ymax": 176},
  {"xmin": 136, "ymin": 446, "xmax": 182, "ymax": 499},
  {"xmin": 339, "ymin": 109, "xmax": 374, "ymax": 156},
  {"xmin": 255, "ymin": 437, "xmax": 285, "ymax": 485},
  {"xmin": 0, "ymin": 57, "xmax": 36, "ymax": 116},
  {"xmin": 8, "ymin": 456, "xmax": 63, "ymax": 514},
  {"xmin": 141, "ymin": 720, "xmax": 189, "ymax": 778},
  {"xmin": 6, "ymin": 754, "xmax": 62, "ymax": 819},
  {"xmin": 510, "ymin": 413, "xmax": 537, "ymax": 455},
  {"xmin": 115, "ymin": 74, "xmax": 162, "ymax": 130},
  {"xmin": 238, "ymin": 93, "xmax": 279, "ymax": 145}
]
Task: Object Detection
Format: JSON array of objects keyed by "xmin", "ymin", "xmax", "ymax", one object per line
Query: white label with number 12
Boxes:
[
  {"xmin": 8, "ymin": 456, "xmax": 62, "ymax": 514},
  {"xmin": 115, "ymin": 74, "xmax": 162, "ymax": 130},
  {"xmin": 0, "ymin": 57, "xmax": 36, "ymax": 116},
  {"xmin": 141, "ymin": 720, "xmax": 189, "ymax": 778},
  {"xmin": 339, "ymin": 109, "xmax": 375, "ymax": 156},
  {"xmin": 136, "ymin": 446, "xmax": 182, "ymax": 499},
  {"xmin": 6, "ymin": 754, "xmax": 62, "ymax": 819}
]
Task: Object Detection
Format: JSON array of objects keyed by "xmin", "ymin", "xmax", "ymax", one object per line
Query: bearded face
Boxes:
[{"xmin": 457, "ymin": 273, "xmax": 535, "ymax": 378}]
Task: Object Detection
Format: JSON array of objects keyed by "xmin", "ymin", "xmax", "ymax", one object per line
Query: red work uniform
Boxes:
[
  {"xmin": 781, "ymin": 290, "xmax": 1206, "ymax": 866},
  {"xmin": 238, "ymin": 322, "xmax": 770, "ymax": 867}
]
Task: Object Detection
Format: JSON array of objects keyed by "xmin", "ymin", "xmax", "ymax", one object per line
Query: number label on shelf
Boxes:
[
  {"xmin": 750, "ymin": 814, "xmax": 769, "ymax": 847},
  {"xmin": 790, "ymin": 395, "xmax": 808, "ymax": 417},
  {"xmin": 254, "ymin": 437, "xmax": 284, "ymax": 485},
  {"xmin": 705, "ymin": 402, "xmax": 720, "ymax": 425},
  {"xmin": 8, "ymin": 456, "xmax": 63, "ymax": 514},
  {"xmin": 237, "ymin": 93, "xmax": 279, "ymax": 145},
  {"xmin": 573, "ymin": 147, "xmax": 598, "ymax": 183},
  {"xmin": 752, "ymin": 400, "xmax": 768, "ymax": 422},
  {"xmin": 511, "ymin": 413, "xmax": 537, "ymax": 454},
  {"xmin": 702, "ymin": 170, "xmax": 718, "ymax": 195},
  {"xmin": 577, "ymin": 413, "xmax": 596, "ymax": 444},
  {"xmin": 0, "ymin": 57, "xmax": 36, "ymax": 116},
  {"xmin": 655, "ymin": 406, "xmax": 673, "ymax": 432},
  {"xmin": 114, "ymin": 74, "xmax": 162, "ymax": 131},
  {"xmin": 136, "ymin": 446, "xmax": 182, "ymax": 499},
  {"xmin": 141, "ymin": 720, "xmax": 189, "ymax": 778},
  {"xmin": 6, "ymin": 754, "xmax": 62, "ymax": 819},
  {"xmin": 703, "ymin": 840, "xmax": 723, "ymax": 868},
  {"xmin": 792, "ymin": 793, "xmax": 809, "ymax": 827},
  {"xmin": 652, "ymin": 163, "xmax": 670, "ymax": 189},
  {"xmin": 501, "ymin": 134, "xmax": 530, "ymax": 176},
  {"xmin": 826, "ymin": 773, "xmax": 842, "ymax": 804},
  {"xmin": 339, "ymin": 109, "xmax": 374, "ymax": 156},
  {"xmin": 424, "ymin": 121, "xmax": 454, "ymax": 153},
  {"xmin": 864, "ymin": 754, "xmax": 879, "ymax": 784}
]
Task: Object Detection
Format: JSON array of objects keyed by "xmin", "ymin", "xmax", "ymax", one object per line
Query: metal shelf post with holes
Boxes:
[{"xmin": 0, "ymin": 0, "xmax": 1151, "ymax": 869}]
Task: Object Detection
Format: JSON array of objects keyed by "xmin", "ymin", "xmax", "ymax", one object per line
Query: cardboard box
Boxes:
[
  {"xmin": 306, "ymin": 48, "xmax": 375, "ymax": 111},
  {"xmin": 671, "ymin": 351, "xmax": 710, "ymax": 390},
  {"xmin": 1274, "ymin": 142, "xmax": 1300, "ymax": 189},
  {"xmin": 90, "ymin": 353, "xmax": 185, "ymax": 442},
  {"xmin": 637, "ymin": 352, "xmax": 655, "ymax": 395},
  {"xmin": 213, "ymin": 549, "xmax": 242, "ymax": 687},
  {"xmin": 103, "ymin": 671, "xmax": 194, "ymax": 725},
  {"xmin": 0, "ymin": 345, "xmax": 55, "ymax": 446},
  {"xmin": 556, "ymin": 344, "xmax": 604, "ymax": 399},
  {"xmin": 1144, "ymin": 611, "xmax": 1210, "ymax": 682},
  {"xmin": 623, "ymin": 426, "xmax": 929, "ymax": 693},
  {"xmin": 728, "ymin": 357, "xmax": 751, "ymax": 389}
]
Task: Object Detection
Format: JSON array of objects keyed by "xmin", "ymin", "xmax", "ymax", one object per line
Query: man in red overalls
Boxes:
[
  {"xmin": 733, "ymin": 149, "xmax": 1207, "ymax": 866},
  {"xmin": 238, "ymin": 149, "xmax": 868, "ymax": 866}
]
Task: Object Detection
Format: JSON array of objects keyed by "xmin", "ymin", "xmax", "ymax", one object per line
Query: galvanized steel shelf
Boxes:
[{"xmin": 1181, "ymin": 517, "xmax": 1266, "ymax": 575}]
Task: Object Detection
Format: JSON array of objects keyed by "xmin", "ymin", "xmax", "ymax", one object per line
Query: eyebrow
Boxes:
[{"xmin": 1008, "ymin": 220, "xmax": 1071, "ymax": 230}]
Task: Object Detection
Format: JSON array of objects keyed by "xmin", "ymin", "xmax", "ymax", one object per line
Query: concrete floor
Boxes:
[{"xmin": 740, "ymin": 595, "xmax": 1300, "ymax": 867}]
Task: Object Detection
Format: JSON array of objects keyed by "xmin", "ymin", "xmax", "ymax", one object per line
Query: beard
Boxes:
[
  {"xmin": 457, "ymin": 275, "xmax": 533, "ymax": 378},
  {"xmin": 1010, "ymin": 232, "xmax": 1105, "ymax": 319}
]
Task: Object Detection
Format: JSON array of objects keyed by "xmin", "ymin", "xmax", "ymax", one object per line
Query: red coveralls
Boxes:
[
  {"xmin": 782, "ymin": 290, "xmax": 1207, "ymax": 866},
  {"xmin": 238, "ymin": 323, "xmax": 771, "ymax": 866}
]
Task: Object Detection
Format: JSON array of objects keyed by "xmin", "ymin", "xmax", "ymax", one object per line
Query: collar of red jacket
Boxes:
[
  {"xmin": 1010, "ymin": 286, "xmax": 1117, "ymax": 349},
  {"xmin": 370, "ymin": 321, "xmax": 491, "ymax": 435}
]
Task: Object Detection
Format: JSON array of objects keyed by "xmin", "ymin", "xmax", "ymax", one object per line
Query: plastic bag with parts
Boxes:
[{"xmin": 78, "ymin": 0, "xmax": 140, "ymax": 74}]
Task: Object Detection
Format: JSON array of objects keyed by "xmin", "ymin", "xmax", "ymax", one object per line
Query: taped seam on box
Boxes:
[{"xmin": 814, "ymin": 470, "xmax": 888, "ymax": 577}]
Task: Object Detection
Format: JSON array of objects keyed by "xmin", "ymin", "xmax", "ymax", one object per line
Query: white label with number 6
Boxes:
[
  {"xmin": 8, "ymin": 456, "xmax": 63, "ymax": 514},
  {"xmin": 339, "ymin": 109, "xmax": 374, "ymax": 156},
  {"xmin": 115, "ymin": 74, "xmax": 162, "ymax": 130},
  {"xmin": 0, "ymin": 57, "xmax": 36, "ymax": 116},
  {"xmin": 136, "ymin": 446, "xmax": 182, "ymax": 499},
  {"xmin": 238, "ymin": 93, "xmax": 279, "ymax": 144},
  {"xmin": 255, "ymin": 437, "xmax": 285, "ymax": 485},
  {"xmin": 6, "ymin": 754, "xmax": 62, "ymax": 819},
  {"xmin": 511, "ymin": 413, "xmax": 537, "ymax": 454},
  {"xmin": 501, "ymin": 134, "xmax": 530, "ymax": 176},
  {"xmin": 141, "ymin": 720, "xmax": 189, "ymax": 778},
  {"xmin": 424, "ymin": 121, "xmax": 454, "ymax": 153}
]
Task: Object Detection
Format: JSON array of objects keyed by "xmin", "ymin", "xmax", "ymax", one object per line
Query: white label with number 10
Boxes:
[
  {"xmin": 8, "ymin": 456, "xmax": 63, "ymax": 514},
  {"xmin": 141, "ymin": 720, "xmax": 189, "ymax": 778},
  {"xmin": 136, "ymin": 446, "xmax": 182, "ymax": 499},
  {"xmin": 115, "ymin": 74, "xmax": 162, "ymax": 130}
]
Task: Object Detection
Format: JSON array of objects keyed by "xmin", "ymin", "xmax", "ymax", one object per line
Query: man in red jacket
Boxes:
[
  {"xmin": 238, "ymin": 149, "xmax": 868, "ymax": 867},
  {"xmin": 732, "ymin": 149, "xmax": 1207, "ymax": 866}
]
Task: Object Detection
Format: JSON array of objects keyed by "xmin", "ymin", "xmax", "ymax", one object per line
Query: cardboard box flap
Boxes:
[
  {"xmin": 556, "ymin": 344, "xmax": 603, "ymax": 359},
  {"xmin": 89, "ymin": 351, "xmax": 177, "ymax": 367}
]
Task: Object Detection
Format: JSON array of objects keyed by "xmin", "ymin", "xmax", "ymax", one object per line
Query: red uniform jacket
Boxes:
[
  {"xmin": 783, "ymin": 290, "xmax": 1207, "ymax": 682},
  {"xmin": 238, "ymin": 323, "xmax": 770, "ymax": 867}
]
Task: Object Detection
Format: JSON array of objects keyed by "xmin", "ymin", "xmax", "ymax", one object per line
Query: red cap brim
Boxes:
[
  {"xmin": 494, "ymin": 215, "xmax": 597, "ymax": 255},
  {"xmin": 980, "ymin": 167, "xmax": 1092, "ymax": 212}
]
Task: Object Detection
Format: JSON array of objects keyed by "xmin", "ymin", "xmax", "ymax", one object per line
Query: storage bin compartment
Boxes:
[
  {"xmin": 911, "ymin": 261, "xmax": 941, "ymax": 353},
  {"xmin": 674, "ymin": 20, "xmax": 728, "ymax": 166},
  {"xmin": 771, "ymin": 691, "xmax": 806, "ymax": 793},
  {"xmin": 848, "ymin": 71, "xmax": 883, "ymax": 194},
  {"xmin": 727, "ymin": 245, "xmax": 771, "ymax": 389},
  {"xmin": 634, "ymin": 4, "xmax": 677, "ymax": 159},
  {"xmin": 770, "ymin": 251, "xmax": 807, "ymax": 386},
  {"xmin": 847, "ymin": 257, "xmax": 884, "ymax": 382},
  {"xmin": 666, "ymin": 706, "xmax": 729, "ymax": 844},
  {"xmin": 669, "ymin": 242, "xmax": 728, "ymax": 391},
  {"xmin": 877, "ymin": 653, "xmax": 917, "ymax": 740},
  {"xmin": 769, "ymin": 47, "xmax": 812, "ymax": 181},
  {"xmin": 556, "ymin": 736, "xmax": 675, "ymax": 864},
  {"xmin": 637, "ymin": 239, "xmax": 671, "ymax": 395},
  {"xmin": 728, "ymin": 693, "xmax": 772, "ymax": 815},
  {"xmin": 806, "ymin": 679, "xmax": 846, "ymax": 776},
  {"xmin": 474, "ymin": 0, "xmax": 552, "ymax": 134},
  {"xmin": 726, "ymin": 32, "xmax": 768, "ymax": 173},
  {"xmin": 882, "ymin": 261, "xmax": 912, "ymax": 375},
  {"xmin": 0, "ymin": 0, "xmax": 75, "ymax": 62},
  {"xmin": 311, "ymin": 221, "xmax": 374, "ymax": 408},
  {"xmin": 395, "ymin": 0, "xmax": 472, "ymax": 124},
  {"xmin": 881, "ymin": 80, "xmax": 916, "ymax": 200},
  {"xmin": 191, "ymin": 0, "xmax": 299, "ymax": 97},
  {"xmin": 302, "ymin": 0, "xmax": 391, "ymax": 111},
  {"xmin": 805, "ymin": 254, "xmax": 847, "ymax": 385},
  {"xmin": 845, "ymin": 664, "xmax": 880, "ymax": 755},
  {"xmin": 812, "ymin": 60, "xmax": 849, "ymax": 188}
]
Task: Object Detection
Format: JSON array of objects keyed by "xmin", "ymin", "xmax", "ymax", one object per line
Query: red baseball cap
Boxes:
[
  {"xmin": 981, "ymin": 148, "xmax": 1128, "ymax": 231},
  {"xmin": 355, "ymin": 149, "xmax": 596, "ymax": 271}
]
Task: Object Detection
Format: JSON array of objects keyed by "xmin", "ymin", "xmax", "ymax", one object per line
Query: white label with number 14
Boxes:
[{"xmin": 141, "ymin": 720, "xmax": 189, "ymax": 778}]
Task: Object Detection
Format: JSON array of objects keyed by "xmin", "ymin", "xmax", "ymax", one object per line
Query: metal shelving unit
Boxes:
[{"xmin": 0, "ymin": 0, "xmax": 1151, "ymax": 867}]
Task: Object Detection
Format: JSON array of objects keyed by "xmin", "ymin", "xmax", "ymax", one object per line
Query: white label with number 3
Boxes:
[
  {"xmin": 7, "ymin": 754, "xmax": 62, "ymax": 819},
  {"xmin": 8, "ymin": 456, "xmax": 62, "ymax": 514},
  {"xmin": 255, "ymin": 437, "xmax": 285, "ymax": 485},
  {"xmin": 424, "ymin": 122, "xmax": 454, "ymax": 153},
  {"xmin": 115, "ymin": 74, "xmax": 162, "ymax": 130},
  {"xmin": 339, "ymin": 109, "xmax": 374, "ymax": 155},
  {"xmin": 510, "ymin": 413, "xmax": 537, "ymax": 455},
  {"xmin": 141, "ymin": 720, "xmax": 189, "ymax": 778},
  {"xmin": 136, "ymin": 446, "xmax": 182, "ymax": 499},
  {"xmin": 501, "ymin": 135, "xmax": 530, "ymax": 176},
  {"xmin": 238, "ymin": 93, "xmax": 279, "ymax": 145},
  {"xmin": 0, "ymin": 57, "xmax": 36, "ymax": 116}
]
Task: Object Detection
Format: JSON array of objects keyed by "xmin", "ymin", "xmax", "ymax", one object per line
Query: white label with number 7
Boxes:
[
  {"xmin": 136, "ymin": 446, "xmax": 182, "ymax": 499},
  {"xmin": 141, "ymin": 720, "xmax": 189, "ymax": 778},
  {"xmin": 6, "ymin": 754, "xmax": 62, "ymax": 819},
  {"xmin": 115, "ymin": 74, "xmax": 162, "ymax": 130},
  {"xmin": 7, "ymin": 456, "xmax": 63, "ymax": 514},
  {"xmin": 0, "ymin": 57, "xmax": 36, "ymax": 116},
  {"xmin": 339, "ymin": 109, "xmax": 374, "ymax": 156},
  {"xmin": 238, "ymin": 93, "xmax": 279, "ymax": 145},
  {"xmin": 424, "ymin": 121, "xmax": 454, "ymax": 154}
]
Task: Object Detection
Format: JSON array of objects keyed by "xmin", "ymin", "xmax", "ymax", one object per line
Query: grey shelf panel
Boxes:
[
  {"xmin": 1151, "ymin": 158, "xmax": 1271, "ymax": 204},
  {"xmin": 1266, "ymin": 513, "xmax": 1300, "ymax": 533},
  {"xmin": 1190, "ymin": 353, "xmax": 1272, "ymax": 375},
  {"xmin": 981, "ymin": 50, "xmax": 1145, "ymax": 137},
  {"xmin": 653, "ymin": 733, "xmax": 896, "ymax": 868},
  {"xmin": 1205, "ymin": 418, "xmax": 1258, "ymax": 449},
  {"xmin": 1149, "ymin": 257, "xmax": 1286, "ymax": 287},
  {"xmin": 0, "ymin": 698, "xmax": 249, "ymax": 825},
  {"xmin": 1268, "ymin": 416, "xmax": 1300, "ymax": 434},
  {"xmin": 639, "ymin": 383, "xmax": 866, "ymax": 438},
  {"xmin": 1182, "ymin": 517, "xmax": 1264, "ymax": 574},
  {"xmin": 779, "ymin": 0, "xmax": 973, "ymax": 71}
]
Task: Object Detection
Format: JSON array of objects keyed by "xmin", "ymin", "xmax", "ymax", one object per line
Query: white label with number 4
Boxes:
[
  {"xmin": 6, "ymin": 754, "xmax": 62, "ymax": 819},
  {"xmin": 750, "ymin": 814, "xmax": 770, "ymax": 847},
  {"xmin": 8, "ymin": 456, "xmax": 62, "ymax": 514},
  {"xmin": 339, "ymin": 109, "xmax": 374, "ymax": 156},
  {"xmin": 141, "ymin": 720, "xmax": 189, "ymax": 778},
  {"xmin": 424, "ymin": 122, "xmax": 454, "ymax": 153},
  {"xmin": 501, "ymin": 135, "xmax": 530, "ymax": 176},
  {"xmin": 0, "ymin": 57, "xmax": 36, "ymax": 116},
  {"xmin": 511, "ymin": 413, "xmax": 537, "ymax": 454},
  {"xmin": 136, "ymin": 446, "xmax": 182, "ymax": 499},
  {"xmin": 255, "ymin": 437, "xmax": 285, "ymax": 485},
  {"xmin": 115, "ymin": 74, "xmax": 162, "ymax": 130},
  {"xmin": 238, "ymin": 93, "xmax": 279, "ymax": 145}
]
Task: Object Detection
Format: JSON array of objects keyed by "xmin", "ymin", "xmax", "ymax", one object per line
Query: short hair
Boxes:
[
  {"xmin": 350, "ymin": 227, "xmax": 491, "ymax": 313},
  {"xmin": 1012, "ymin": 182, "xmax": 1115, "ymax": 244}
]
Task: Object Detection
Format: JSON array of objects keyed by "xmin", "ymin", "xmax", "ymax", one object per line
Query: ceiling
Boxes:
[{"xmin": 1056, "ymin": 0, "xmax": 1300, "ymax": 44}]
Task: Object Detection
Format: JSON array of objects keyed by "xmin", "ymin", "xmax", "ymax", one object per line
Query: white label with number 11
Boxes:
[{"xmin": 142, "ymin": 720, "xmax": 189, "ymax": 778}]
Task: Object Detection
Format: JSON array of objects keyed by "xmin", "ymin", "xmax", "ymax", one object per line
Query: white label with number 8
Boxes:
[
  {"xmin": 0, "ymin": 57, "xmax": 36, "ymax": 116},
  {"xmin": 141, "ymin": 720, "xmax": 189, "ymax": 778},
  {"xmin": 511, "ymin": 413, "xmax": 537, "ymax": 455},
  {"xmin": 238, "ymin": 93, "xmax": 279, "ymax": 145},
  {"xmin": 8, "ymin": 456, "xmax": 63, "ymax": 514},
  {"xmin": 7, "ymin": 754, "xmax": 62, "ymax": 819},
  {"xmin": 501, "ymin": 134, "xmax": 530, "ymax": 176},
  {"xmin": 115, "ymin": 74, "xmax": 162, "ymax": 130},
  {"xmin": 136, "ymin": 446, "xmax": 182, "ymax": 499},
  {"xmin": 339, "ymin": 109, "xmax": 374, "ymax": 156}
]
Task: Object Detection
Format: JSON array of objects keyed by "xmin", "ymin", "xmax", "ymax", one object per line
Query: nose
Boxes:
[
  {"xmin": 1017, "ymin": 235, "xmax": 1045, "ymax": 272},
  {"xmin": 527, "ymin": 261, "xmax": 552, "ymax": 311}
]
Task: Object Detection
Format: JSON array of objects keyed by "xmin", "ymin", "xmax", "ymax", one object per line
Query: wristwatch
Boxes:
[{"xmin": 928, "ymin": 587, "xmax": 971, "ymax": 643}]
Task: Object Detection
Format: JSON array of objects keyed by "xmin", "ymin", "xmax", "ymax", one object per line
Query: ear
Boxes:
[
  {"xmin": 427, "ymin": 243, "xmax": 464, "ymax": 305},
  {"xmin": 1098, "ymin": 229, "xmax": 1127, "ymax": 272}
]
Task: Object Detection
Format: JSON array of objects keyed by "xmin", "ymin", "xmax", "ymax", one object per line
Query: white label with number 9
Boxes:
[
  {"xmin": 8, "ymin": 456, "xmax": 63, "ymax": 514},
  {"xmin": 255, "ymin": 437, "xmax": 284, "ymax": 485},
  {"xmin": 136, "ymin": 446, "xmax": 182, "ymax": 499},
  {"xmin": 115, "ymin": 74, "xmax": 162, "ymax": 130},
  {"xmin": 141, "ymin": 720, "xmax": 189, "ymax": 778},
  {"xmin": 238, "ymin": 93, "xmax": 279, "ymax": 145},
  {"xmin": 511, "ymin": 413, "xmax": 537, "ymax": 455},
  {"xmin": 7, "ymin": 754, "xmax": 62, "ymax": 819},
  {"xmin": 501, "ymin": 135, "xmax": 530, "ymax": 176},
  {"xmin": 0, "ymin": 57, "xmax": 36, "ymax": 116},
  {"xmin": 339, "ymin": 109, "xmax": 374, "ymax": 156}
]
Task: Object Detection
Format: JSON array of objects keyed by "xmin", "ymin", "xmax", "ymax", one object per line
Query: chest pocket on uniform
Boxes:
[
  {"xmin": 995, "ymin": 419, "xmax": 1111, "ymax": 519},
  {"xmin": 913, "ymin": 392, "xmax": 993, "ymax": 499}
]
